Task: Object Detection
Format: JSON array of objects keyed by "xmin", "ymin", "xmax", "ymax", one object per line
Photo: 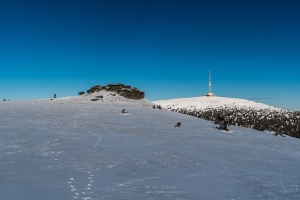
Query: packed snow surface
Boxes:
[
  {"xmin": 1, "ymin": 92, "xmax": 300, "ymax": 199},
  {"xmin": 153, "ymin": 96, "xmax": 283, "ymax": 111}
]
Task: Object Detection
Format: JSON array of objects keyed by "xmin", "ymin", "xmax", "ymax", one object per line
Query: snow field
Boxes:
[{"xmin": 1, "ymin": 94, "xmax": 300, "ymax": 199}]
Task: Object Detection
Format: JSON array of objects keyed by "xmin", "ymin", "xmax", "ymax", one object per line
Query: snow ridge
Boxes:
[{"xmin": 153, "ymin": 96, "xmax": 283, "ymax": 111}]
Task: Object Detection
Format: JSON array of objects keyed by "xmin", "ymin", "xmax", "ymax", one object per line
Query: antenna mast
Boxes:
[
  {"xmin": 206, "ymin": 70, "xmax": 214, "ymax": 97},
  {"xmin": 208, "ymin": 71, "xmax": 211, "ymax": 93}
]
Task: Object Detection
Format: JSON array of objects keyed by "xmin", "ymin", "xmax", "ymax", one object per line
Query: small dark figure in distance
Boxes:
[
  {"xmin": 175, "ymin": 122, "xmax": 181, "ymax": 128},
  {"xmin": 54, "ymin": 93, "xmax": 57, "ymax": 98},
  {"xmin": 121, "ymin": 109, "xmax": 128, "ymax": 114},
  {"xmin": 152, "ymin": 105, "xmax": 156, "ymax": 109}
]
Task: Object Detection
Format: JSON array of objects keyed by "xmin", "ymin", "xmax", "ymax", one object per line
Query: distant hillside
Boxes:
[
  {"xmin": 153, "ymin": 96, "xmax": 282, "ymax": 111},
  {"xmin": 154, "ymin": 96, "xmax": 300, "ymax": 139}
]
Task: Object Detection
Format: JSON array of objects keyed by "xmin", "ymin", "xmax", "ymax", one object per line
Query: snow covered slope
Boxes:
[
  {"xmin": 153, "ymin": 96, "xmax": 283, "ymax": 111},
  {"xmin": 1, "ymin": 95, "xmax": 300, "ymax": 200},
  {"xmin": 48, "ymin": 90, "xmax": 153, "ymax": 106}
]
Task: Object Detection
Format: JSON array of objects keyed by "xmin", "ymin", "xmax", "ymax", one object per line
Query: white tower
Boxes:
[{"xmin": 207, "ymin": 71, "xmax": 214, "ymax": 96}]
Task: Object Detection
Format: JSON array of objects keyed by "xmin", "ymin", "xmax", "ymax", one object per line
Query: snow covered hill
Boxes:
[
  {"xmin": 48, "ymin": 90, "xmax": 153, "ymax": 107},
  {"xmin": 153, "ymin": 96, "xmax": 283, "ymax": 111},
  {"xmin": 153, "ymin": 96, "xmax": 300, "ymax": 138},
  {"xmin": 1, "ymin": 94, "xmax": 300, "ymax": 200}
]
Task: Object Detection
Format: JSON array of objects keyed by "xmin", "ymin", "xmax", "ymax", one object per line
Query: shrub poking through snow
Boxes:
[
  {"xmin": 217, "ymin": 121, "xmax": 229, "ymax": 132},
  {"xmin": 174, "ymin": 122, "xmax": 181, "ymax": 128},
  {"xmin": 152, "ymin": 105, "xmax": 162, "ymax": 109}
]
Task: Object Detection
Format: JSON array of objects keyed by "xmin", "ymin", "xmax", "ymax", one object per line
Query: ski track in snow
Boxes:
[{"xmin": 67, "ymin": 172, "xmax": 95, "ymax": 199}]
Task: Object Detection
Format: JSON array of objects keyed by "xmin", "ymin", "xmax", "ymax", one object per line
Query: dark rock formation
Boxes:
[
  {"xmin": 217, "ymin": 121, "xmax": 229, "ymax": 131},
  {"xmin": 86, "ymin": 83, "xmax": 145, "ymax": 100},
  {"xmin": 152, "ymin": 105, "xmax": 162, "ymax": 109},
  {"xmin": 175, "ymin": 122, "xmax": 181, "ymax": 128},
  {"xmin": 87, "ymin": 85, "xmax": 102, "ymax": 94},
  {"xmin": 78, "ymin": 91, "xmax": 85, "ymax": 96},
  {"xmin": 91, "ymin": 95, "xmax": 104, "ymax": 101}
]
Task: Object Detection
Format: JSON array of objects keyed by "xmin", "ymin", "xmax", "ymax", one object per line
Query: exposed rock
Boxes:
[
  {"xmin": 152, "ymin": 105, "xmax": 162, "ymax": 109},
  {"xmin": 87, "ymin": 85, "xmax": 102, "ymax": 94},
  {"xmin": 175, "ymin": 122, "xmax": 181, "ymax": 128},
  {"xmin": 90, "ymin": 95, "xmax": 103, "ymax": 101},
  {"xmin": 217, "ymin": 121, "xmax": 229, "ymax": 132},
  {"xmin": 121, "ymin": 109, "xmax": 128, "ymax": 114},
  {"xmin": 86, "ymin": 83, "xmax": 145, "ymax": 100},
  {"xmin": 78, "ymin": 91, "xmax": 85, "ymax": 96}
]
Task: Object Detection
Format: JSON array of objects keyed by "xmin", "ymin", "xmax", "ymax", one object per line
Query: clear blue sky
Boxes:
[{"xmin": 1, "ymin": 0, "xmax": 299, "ymax": 110}]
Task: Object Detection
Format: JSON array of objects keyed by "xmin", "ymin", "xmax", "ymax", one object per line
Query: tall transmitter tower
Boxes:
[{"xmin": 206, "ymin": 71, "xmax": 214, "ymax": 96}]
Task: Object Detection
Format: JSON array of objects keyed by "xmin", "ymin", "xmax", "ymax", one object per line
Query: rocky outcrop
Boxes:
[
  {"xmin": 86, "ymin": 84, "xmax": 145, "ymax": 100},
  {"xmin": 90, "ymin": 95, "xmax": 103, "ymax": 102},
  {"xmin": 87, "ymin": 85, "xmax": 102, "ymax": 94}
]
